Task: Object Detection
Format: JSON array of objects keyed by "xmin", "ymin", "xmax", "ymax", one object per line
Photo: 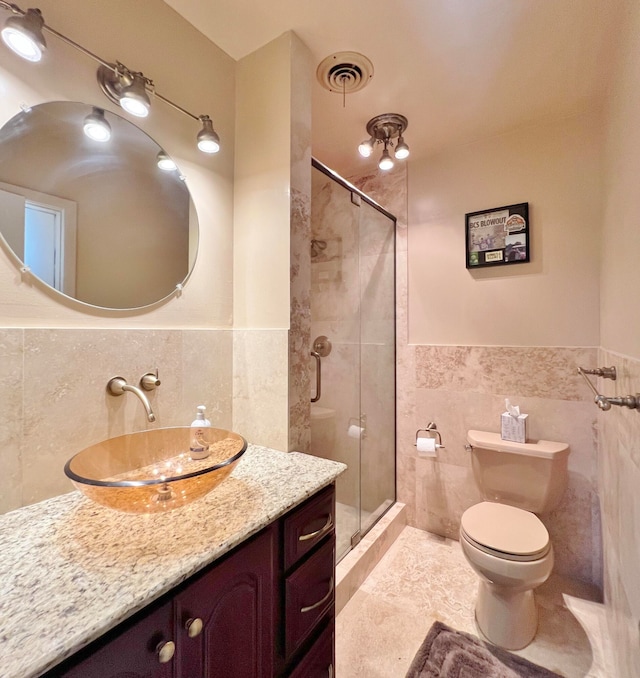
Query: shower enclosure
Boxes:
[{"xmin": 310, "ymin": 158, "xmax": 396, "ymax": 562}]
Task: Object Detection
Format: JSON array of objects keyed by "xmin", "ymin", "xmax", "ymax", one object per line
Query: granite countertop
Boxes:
[{"xmin": 0, "ymin": 445, "xmax": 346, "ymax": 678}]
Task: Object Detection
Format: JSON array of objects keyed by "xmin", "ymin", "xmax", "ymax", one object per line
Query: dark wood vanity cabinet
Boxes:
[{"xmin": 46, "ymin": 484, "xmax": 335, "ymax": 678}]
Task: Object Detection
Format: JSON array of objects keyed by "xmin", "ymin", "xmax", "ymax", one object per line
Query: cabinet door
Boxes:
[
  {"xmin": 51, "ymin": 600, "xmax": 175, "ymax": 678},
  {"xmin": 174, "ymin": 525, "xmax": 276, "ymax": 678}
]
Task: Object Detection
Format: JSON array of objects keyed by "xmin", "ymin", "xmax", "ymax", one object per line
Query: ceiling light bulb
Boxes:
[
  {"xmin": 83, "ymin": 107, "xmax": 111, "ymax": 142},
  {"xmin": 1, "ymin": 8, "xmax": 47, "ymax": 62},
  {"xmin": 119, "ymin": 73, "xmax": 150, "ymax": 118},
  {"xmin": 157, "ymin": 151, "xmax": 177, "ymax": 171},
  {"xmin": 394, "ymin": 136, "xmax": 410, "ymax": 160},
  {"xmin": 358, "ymin": 137, "xmax": 375, "ymax": 158},
  {"xmin": 197, "ymin": 116, "xmax": 220, "ymax": 154},
  {"xmin": 378, "ymin": 147, "xmax": 394, "ymax": 171}
]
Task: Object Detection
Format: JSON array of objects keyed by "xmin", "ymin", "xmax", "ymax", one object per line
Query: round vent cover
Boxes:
[{"xmin": 316, "ymin": 52, "xmax": 374, "ymax": 94}]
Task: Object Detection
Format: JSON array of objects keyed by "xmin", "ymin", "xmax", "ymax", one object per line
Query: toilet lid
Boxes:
[{"xmin": 461, "ymin": 502, "xmax": 550, "ymax": 559}]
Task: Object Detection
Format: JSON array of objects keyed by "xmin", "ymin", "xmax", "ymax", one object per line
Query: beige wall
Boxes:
[
  {"xmin": 233, "ymin": 35, "xmax": 292, "ymax": 330},
  {"xmin": 599, "ymin": 0, "xmax": 640, "ymax": 674},
  {"xmin": 0, "ymin": 0, "xmax": 235, "ymax": 327},
  {"xmin": 408, "ymin": 112, "xmax": 603, "ymax": 347}
]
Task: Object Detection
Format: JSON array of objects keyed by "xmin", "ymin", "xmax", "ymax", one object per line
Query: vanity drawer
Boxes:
[
  {"xmin": 285, "ymin": 535, "xmax": 335, "ymax": 657},
  {"xmin": 287, "ymin": 618, "xmax": 334, "ymax": 678},
  {"xmin": 284, "ymin": 484, "xmax": 335, "ymax": 570}
]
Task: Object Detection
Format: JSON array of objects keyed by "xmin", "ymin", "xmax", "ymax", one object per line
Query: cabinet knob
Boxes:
[
  {"xmin": 156, "ymin": 640, "xmax": 176, "ymax": 664},
  {"xmin": 185, "ymin": 617, "xmax": 204, "ymax": 638}
]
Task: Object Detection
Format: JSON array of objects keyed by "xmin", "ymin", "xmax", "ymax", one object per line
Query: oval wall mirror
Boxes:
[{"xmin": 0, "ymin": 101, "xmax": 197, "ymax": 309}]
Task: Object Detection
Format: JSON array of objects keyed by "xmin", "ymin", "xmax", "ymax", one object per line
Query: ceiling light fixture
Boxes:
[
  {"xmin": 0, "ymin": 1, "xmax": 221, "ymax": 154},
  {"xmin": 358, "ymin": 113, "xmax": 410, "ymax": 171},
  {"xmin": 83, "ymin": 107, "xmax": 111, "ymax": 142}
]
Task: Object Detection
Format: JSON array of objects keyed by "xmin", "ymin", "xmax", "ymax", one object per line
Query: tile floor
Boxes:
[{"xmin": 336, "ymin": 526, "xmax": 611, "ymax": 677}]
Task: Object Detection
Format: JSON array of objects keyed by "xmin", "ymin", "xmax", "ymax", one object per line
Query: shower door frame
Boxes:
[{"xmin": 311, "ymin": 157, "xmax": 397, "ymax": 555}]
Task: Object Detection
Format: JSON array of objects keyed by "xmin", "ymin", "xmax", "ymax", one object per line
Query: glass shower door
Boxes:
[
  {"xmin": 310, "ymin": 160, "xmax": 396, "ymax": 562},
  {"xmin": 358, "ymin": 200, "xmax": 396, "ymax": 536}
]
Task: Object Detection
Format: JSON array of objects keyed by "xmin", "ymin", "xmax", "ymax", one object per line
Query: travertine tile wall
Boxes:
[
  {"xmin": 287, "ymin": 31, "xmax": 313, "ymax": 453},
  {"xmin": 351, "ymin": 166, "xmax": 602, "ymax": 588},
  {"xmin": 0, "ymin": 328, "xmax": 233, "ymax": 514},
  {"xmin": 598, "ymin": 350, "xmax": 640, "ymax": 678}
]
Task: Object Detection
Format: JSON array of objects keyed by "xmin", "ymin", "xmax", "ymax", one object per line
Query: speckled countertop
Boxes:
[{"xmin": 0, "ymin": 445, "xmax": 345, "ymax": 678}]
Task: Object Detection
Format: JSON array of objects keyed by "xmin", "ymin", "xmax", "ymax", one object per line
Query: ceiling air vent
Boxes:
[{"xmin": 316, "ymin": 51, "xmax": 374, "ymax": 94}]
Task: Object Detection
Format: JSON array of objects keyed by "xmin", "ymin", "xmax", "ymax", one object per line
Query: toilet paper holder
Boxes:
[{"xmin": 415, "ymin": 422, "xmax": 445, "ymax": 448}]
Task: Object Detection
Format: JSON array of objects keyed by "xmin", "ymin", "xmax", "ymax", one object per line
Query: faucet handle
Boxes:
[
  {"xmin": 140, "ymin": 369, "xmax": 161, "ymax": 391},
  {"xmin": 106, "ymin": 376, "xmax": 127, "ymax": 396}
]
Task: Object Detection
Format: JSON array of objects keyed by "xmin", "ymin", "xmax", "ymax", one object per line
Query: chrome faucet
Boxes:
[{"xmin": 107, "ymin": 373, "xmax": 159, "ymax": 422}]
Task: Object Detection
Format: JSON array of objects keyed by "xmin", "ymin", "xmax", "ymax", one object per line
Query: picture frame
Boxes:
[{"xmin": 465, "ymin": 202, "xmax": 529, "ymax": 269}]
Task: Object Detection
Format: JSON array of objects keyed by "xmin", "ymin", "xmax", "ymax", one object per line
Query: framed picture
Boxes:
[{"xmin": 465, "ymin": 202, "xmax": 529, "ymax": 268}]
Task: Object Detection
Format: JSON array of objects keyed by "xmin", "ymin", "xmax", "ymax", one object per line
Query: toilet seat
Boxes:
[{"xmin": 461, "ymin": 502, "xmax": 550, "ymax": 562}]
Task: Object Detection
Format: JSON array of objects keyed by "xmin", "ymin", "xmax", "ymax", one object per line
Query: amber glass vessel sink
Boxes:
[{"xmin": 65, "ymin": 427, "xmax": 247, "ymax": 513}]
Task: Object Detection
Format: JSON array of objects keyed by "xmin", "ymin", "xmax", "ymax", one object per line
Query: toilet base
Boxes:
[{"xmin": 475, "ymin": 580, "xmax": 538, "ymax": 650}]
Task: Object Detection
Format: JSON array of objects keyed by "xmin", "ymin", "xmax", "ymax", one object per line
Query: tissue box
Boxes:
[{"xmin": 501, "ymin": 412, "xmax": 528, "ymax": 443}]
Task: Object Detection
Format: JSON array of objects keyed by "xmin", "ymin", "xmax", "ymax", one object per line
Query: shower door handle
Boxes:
[{"xmin": 311, "ymin": 350, "xmax": 321, "ymax": 402}]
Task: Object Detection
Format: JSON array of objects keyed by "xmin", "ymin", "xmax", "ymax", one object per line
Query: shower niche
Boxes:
[{"xmin": 310, "ymin": 159, "xmax": 396, "ymax": 561}]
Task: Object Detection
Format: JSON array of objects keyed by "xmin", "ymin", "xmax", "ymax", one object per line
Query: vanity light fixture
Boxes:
[
  {"xmin": 83, "ymin": 107, "xmax": 111, "ymax": 142},
  {"xmin": 358, "ymin": 113, "xmax": 410, "ymax": 171},
  {"xmin": 156, "ymin": 150, "xmax": 177, "ymax": 171},
  {"xmin": 0, "ymin": 1, "xmax": 221, "ymax": 154}
]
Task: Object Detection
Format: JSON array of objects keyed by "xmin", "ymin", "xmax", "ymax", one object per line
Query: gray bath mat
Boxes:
[{"xmin": 405, "ymin": 621, "xmax": 562, "ymax": 677}]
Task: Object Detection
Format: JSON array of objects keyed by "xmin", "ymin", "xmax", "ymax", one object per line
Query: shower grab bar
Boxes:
[
  {"xmin": 577, "ymin": 367, "xmax": 640, "ymax": 411},
  {"xmin": 311, "ymin": 350, "xmax": 322, "ymax": 403}
]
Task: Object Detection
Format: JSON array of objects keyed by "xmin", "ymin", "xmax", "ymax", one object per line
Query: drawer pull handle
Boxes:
[
  {"xmin": 300, "ymin": 576, "xmax": 334, "ymax": 613},
  {"xmin": 328, "ymin": 664, "xmax": 334, "ymax": 678},
  {"xmin": 156, "ymin": 640, "xmax": 175, "ymax": 664},
  {"xmin": 299, "ymin": 514, "xmax": 333, "ymax": 542}
]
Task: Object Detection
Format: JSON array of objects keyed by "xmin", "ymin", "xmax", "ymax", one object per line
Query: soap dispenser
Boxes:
[{"xmin": 189, "ymin": 405, "xmax": 211, "ymax": 460}]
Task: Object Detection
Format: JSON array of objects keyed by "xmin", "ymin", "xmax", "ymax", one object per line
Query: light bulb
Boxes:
[
  {"xmin": 157, "ymin": 151, "xmax": 177, "ymax": 171},
  {"xmin": 378, "ymin": 147, "xmax": 394, "ymax": 171},
  {"xmin": 119, "ymin": 73, "xmax": 150, "ymax": 118},
  {"xmin": 1, "ymin": 9, "xmax": 46, "ymax": 62},
  {"xmin": 197, "ymin": 116, "xmax": 220, "ymax": 154},
  {"xmin": 83, "ymin": 108, "xmax": 111, "ymax": 142},
  {"xmin": 394, "ymin": 136, "xmax": 410, "ymax": 160},
  {"xmin": 358, "ymin": 137, "xmax": 375, "ymax": 158}
]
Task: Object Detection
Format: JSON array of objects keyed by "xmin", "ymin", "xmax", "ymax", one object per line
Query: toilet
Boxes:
[{"xmin": 460, "ymin": 430, "xmax": 570, "ymax": 650}]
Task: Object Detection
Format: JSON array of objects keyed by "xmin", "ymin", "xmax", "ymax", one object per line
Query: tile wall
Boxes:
[{"xmin": 0, "ymin": 328, "xmax": 233, "ymax": 514}]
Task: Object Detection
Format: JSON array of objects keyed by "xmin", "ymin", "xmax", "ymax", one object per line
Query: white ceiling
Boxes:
[{"xmin": 164, "ymin": 0, "xmax": 624, "ymax": 177}]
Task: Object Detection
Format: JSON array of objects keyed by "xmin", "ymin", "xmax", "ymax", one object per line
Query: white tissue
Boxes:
[
  {"xmin": 416, "ymin": 436, "xmax": 437, "ymax": 457},
  {"xmin": 348, "ymin": 424, "xmax": 364, "ymax": 439},
  {"xmin": 505, "ymin": 398, "xmax": 520, "ymax": 418}
]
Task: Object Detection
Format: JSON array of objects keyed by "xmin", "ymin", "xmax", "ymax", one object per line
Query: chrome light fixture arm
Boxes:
[{"xmin": 0, "ymin": 2, "xmax": 220, "ymax": 152}]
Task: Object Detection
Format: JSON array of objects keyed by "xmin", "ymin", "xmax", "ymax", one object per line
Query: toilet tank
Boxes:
[{"xmin": 467, "ymin": 430, "xmax": 570, "ymax": 513}]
